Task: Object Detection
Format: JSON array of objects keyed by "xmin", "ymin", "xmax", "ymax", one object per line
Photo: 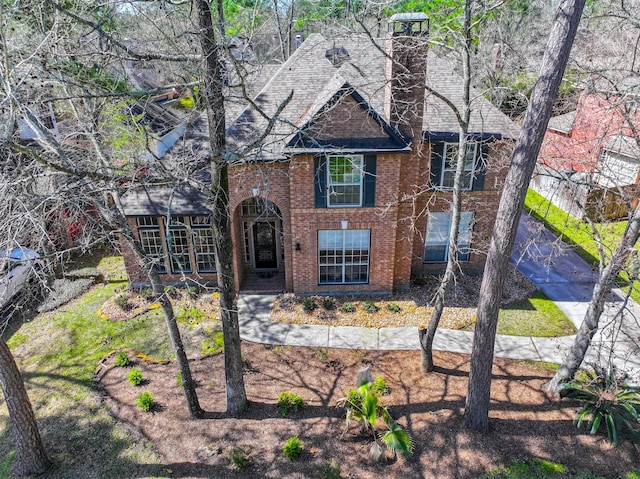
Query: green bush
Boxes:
[
  {"xmin": 562, "ymin": 366, "xmax": 640, "ymax": 445},
  {"xmin": 372, "ymin": 375, "xmax": 390, "ymax": 395},
  {"xmin": 341, "ymin": 302, "xmax": 356, "ymax": 313},
  {"xmin": 115, "ymin": 351, "xmax": 130, "ymax": 367},
  {"xmin": 302, "ymin": 297, "xmax": 317, "ymax": 314},
  {"xmin": 201, "ymin": 331, "xmax": 224, "ymax": 356},
  {"xmin": 127, "ymin": 367, "xmax": 144, "ymax": 386},
  {"xmin": 228, "ymin": 445, "xmax": 253, "ymax": 469},
  {"xmin": 140, "ymin": 288, "xmax": 154, "ymax": 301},
  {"xmin": 338, "ymin": 378, "xmax": 413, "ymax": 459},
  {"xmin": 277, "ymin": 391, "xmax": 305, "ymax": 416},
  {"xmin": 114, "ymin": 294, "xmax": 132, "ymax": 311},
  {"xmin": 283, "ymin": 435, "xmax": 303, "ymax": 460},
  {"xmin": 135, "ymin": 391, "xmax": 155, "ymax": 412},
  {"xmin": 320, "ymin": 460, "xmax": 343, "ymax": 479},
  {"xmin": 321, "ymin": 298, "xmax": 335, "ymax": 310},
  {"xmin": 363, "ymin": 301, "xmax": 378, "ymax": 313},
  {"xmin": 387, "ymin": 302, "xmax": 401, "ymax": 313}
]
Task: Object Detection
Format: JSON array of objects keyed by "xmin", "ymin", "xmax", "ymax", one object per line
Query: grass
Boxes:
[
  {"xmin": 0, "ymin": 254, "xmax": 210, "ymax": 477},
  {"xmin": 496, "ymin": 291, "xmax": 577, "ymax": 336},
  {"xmin": 524, "ymin": 188, "xmax": 640, "ymax": 301}
]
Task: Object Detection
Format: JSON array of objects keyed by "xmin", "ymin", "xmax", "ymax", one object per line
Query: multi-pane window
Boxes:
[
  {"xmin": 241, "ymin": 198, "xmax": 279, "ymax": 217},
  {"xmin": 327, "ymin": 155, "xmax": 364, "ymax": 207},
  {"xmin": 424, "ymin": 212, "xmax": 474, "ymax": 263},
  {"xmin": 318, "ymin": 229, "xmax": 370, "ymax": 284},
  {"xmin": 439, "ymin": 143, "xmax": 478, "ymax": 190},
  {"xmin": 136, "ymin": 217, "xmax": 166, "ymax": 273},
  {"xmin": 168, "ymin": 217, "xmax": 192, "ymax": 274},
  {"xmin": 191, "ymin": 216, "xmax": 216, "ymax": 273}
]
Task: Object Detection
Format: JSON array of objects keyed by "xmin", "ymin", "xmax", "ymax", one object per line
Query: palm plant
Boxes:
[
  {"xmin": 337, "ymin": 379, "xmax": 413, "ymax": 460},
  {"xmin": 562, "ymin": 365, "xmax": 640, "ymax": 445}
]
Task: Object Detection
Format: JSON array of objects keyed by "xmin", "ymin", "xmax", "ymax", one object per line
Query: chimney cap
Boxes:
[
  {"xmin": 388, "ymin": 12, "xmax": 428, "ymax": 23},
  {"xmin": 388, "ymin": 12, "xmax": 428, "ymax": 35}
]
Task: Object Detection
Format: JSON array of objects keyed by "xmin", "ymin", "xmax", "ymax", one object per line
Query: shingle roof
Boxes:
[
  {"xmin": 547, "ymin": 111, "xmax": 576, "ymax": 134},
  {"xmin": 226, "ymin": 33, "xmax": 519, "ymax": 161}
]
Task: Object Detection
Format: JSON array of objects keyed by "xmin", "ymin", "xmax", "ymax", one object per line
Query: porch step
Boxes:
[{"xmin": 240, "ymin": 271, "xmax": 285, "ymax": 293}]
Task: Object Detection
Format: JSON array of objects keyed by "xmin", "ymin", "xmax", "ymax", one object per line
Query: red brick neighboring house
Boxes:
[
  {"xmin": 120, "ymin": 15, "xmax": 519, "ymax": 294},
  {"xmin": 533, "ymin": 91, "xmax": 640, "ymax": 219}
]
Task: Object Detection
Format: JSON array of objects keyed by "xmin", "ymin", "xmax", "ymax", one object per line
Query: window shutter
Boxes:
[
  {"xmin": 430, "ymin": 143, "xmax": 444, "ymax": 188},
  {"xmin": 363, "ymin": 154, "xmax": 376, "ymax": 207},
  {"xmin": 472, "ymin": 143, "xmax": 488, "ymax": 191},
  {"xmin": 314, "ymin": 155, "xmax": 327, "ymax": 208}
]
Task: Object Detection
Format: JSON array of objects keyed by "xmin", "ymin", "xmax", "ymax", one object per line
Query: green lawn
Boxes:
[
  {"xmin": 483, "ymin": 457, "xmax": 640, "ymax": 479},
  {"xmin": 524, "ymin": 188, "xmax": 640, "ymax": 301}
]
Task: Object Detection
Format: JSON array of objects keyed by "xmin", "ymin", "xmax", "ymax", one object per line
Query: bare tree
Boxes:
[{"xmin": 464, "ymin": 0, "xmax": 586, "ymax": 432}]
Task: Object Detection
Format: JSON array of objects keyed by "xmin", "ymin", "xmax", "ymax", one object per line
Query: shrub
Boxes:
[
  {"xmin": 176, "ymin": 306, "xmax": 205, "ymax": 327},
  {"xmin": 372, "ymin": 375, "xmax": 390, "ymax": 395},
  {"xmin": 283, "ymin": 435, "xmax": 302, "ymax": 460},
  {"xmin": 114, "ymin": 294, "xmax": 133, "ymax": 311},
  {"xmin": 135, "ymin": 391, "xmax": 155, "ymax": 412},
  {"xmin": 562, "ymin": 366, "xmax": 640, "ymax": 445},
  {"xmin": 341, "ymin": 302, "xmax": 356, "ymax": 313},
  {"xmin": 320, "ymin": 460, "xmax": 343, "ymax": 479},
  {"xmin": 201, "ymin": 331, "xmax": 224, "ymax": 356},
  {"xmin": 338, "ymin": 378, "xmax": 413, "ymax": 459},
  {"xmin": 302, "ymin": 297, "xmax": 317, "ymax": 314},
  {"xmin": 115, "ymin": 351, "xmax": 130, "ymax": 367},
  {"xmin": 228, "ymin": 445, "xmax": 253, "ymax": 469},
  {"xmin": 127, "ymin": 367, "xmax": 144, "ymax": 386},
  {"xmin": 164, "ymin": 285, "xmax": 178, "ymax": 298},
  {"xmin": 140, "ymin": 288, "xmax": 154, "ymax": 300},
  {"xmin": 363, "ymin": 301, "xmax": 378, "ymax": 313},
  {"xmin": 321, "ymin": 298, "xmax": 335, "ymax": 310},
  {"xmin": 387, "ymin": 302, "xmax": 401, "ymax": 313},
  {"xmin": 277, "ymin": 391, "xmax": 305, "ymax": 416}
]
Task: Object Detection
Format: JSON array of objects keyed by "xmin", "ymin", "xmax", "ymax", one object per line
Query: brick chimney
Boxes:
[{"xmin": 384, "ymin": 13, "xmax": 429, "ymax": 142}]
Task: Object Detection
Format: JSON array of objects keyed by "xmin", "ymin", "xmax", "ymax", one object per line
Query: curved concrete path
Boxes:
[{"xmin": 238, "ymin": 213, "xmax": 640, "ymax": 382}]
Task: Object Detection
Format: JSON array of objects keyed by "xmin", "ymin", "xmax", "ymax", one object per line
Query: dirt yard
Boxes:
[{"xmin": 98, "ymin": 342, "xmax": 640, "ymax": 479}]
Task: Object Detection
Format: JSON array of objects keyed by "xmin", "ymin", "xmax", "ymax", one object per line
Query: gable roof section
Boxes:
[
  {"xmin": 287, "ymin": 82, "xmax": 409, "ymax": 152},
  {"xmin": 226, "ymin": 33, "xmax": 519, "ymax": 161}
]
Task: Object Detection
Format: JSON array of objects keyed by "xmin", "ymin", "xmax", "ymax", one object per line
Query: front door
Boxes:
[{"xmin": 253, "ymin": 221, "xmax": 278, "ymax": 269}]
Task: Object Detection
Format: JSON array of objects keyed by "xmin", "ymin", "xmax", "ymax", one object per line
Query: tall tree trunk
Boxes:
[
  {"xmin": 464, "ymin": 0, "xmax": 586, "ymax": 432},
  {"xmin": 122, "ymin": 233, "xmax": 204, "ymax": 419},
  {"xmin": 419, "ymin": 0, "xmax": 472, "ymax": 372},
  {"xmin": 547, "ymin": 205, "xmax": 640, "ymax": 391},
  {"xmin": 0, "ymin": 340, "xmax": 51, "ymax": 477},
  {"xmin": 196, "ymin": 0, "xmax": 247, "ymax": 416}
]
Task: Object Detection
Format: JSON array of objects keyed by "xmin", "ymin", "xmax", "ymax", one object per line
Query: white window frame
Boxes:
[
  {"xmin": 190, "ymin": 216, "xmax": 216, "ymax": 273},
  {"xmin": 318, "ymin": 229, "xmax": 370, "ymax": 284},
  {"xmin": 327, "ymin": 154, "xmax": 364, "ymax": 207},
  {"xmin": 424, "ymin": 211, "xmax": 474, "ymax": 263},
  {"xmin": 439, "ymin": 143, "xmax": 478, "ymax": 191},
  {"xmin": 136, "ymin": 217, "xmax": 166, "ymax": 273}
]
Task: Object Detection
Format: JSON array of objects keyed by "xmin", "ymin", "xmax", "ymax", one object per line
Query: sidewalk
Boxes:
[{"xmin": 237, "ymin": 213, "xmax": 640, "ymax": 382}]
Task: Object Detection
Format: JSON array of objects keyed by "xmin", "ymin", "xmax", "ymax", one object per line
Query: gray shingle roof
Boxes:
[
  {"xmin": 547, "ymin": 111, "xmax": 576, "ymax": 134},
  {"xmin": 226, "ymin": 33, "xmax": 519, "ymax": 161}
]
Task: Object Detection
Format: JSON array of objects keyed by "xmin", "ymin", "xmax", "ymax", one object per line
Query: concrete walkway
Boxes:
[{"xmin": 238, "ymin": 213, "xmax": 640, "ymax": 382}]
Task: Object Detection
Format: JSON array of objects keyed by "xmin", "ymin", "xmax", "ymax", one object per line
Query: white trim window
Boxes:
[
  {"xmin": 318, "ymin": 229, "xmax": 370, "ymax": 284},
  {"xmin": 327, "ymin": 155, "xmax": 364, "ymax": 207},
  {"xmin": 440, "ymin": 143, "xmax": 477, "ymax": 190},
  {"xmin": 191, "ymin": 216, "xmax": 216, "ymax": 273},
  {"xmin": 136, "ymin": 217, "xmax": 166, "ymax": 273},
  {"xmin": 424, "ymin": 212, "xmax": 474, "ymax": 263},
  {"xmin": 167, "ymin": 217, "xmax": 192, "ymax": 274}
]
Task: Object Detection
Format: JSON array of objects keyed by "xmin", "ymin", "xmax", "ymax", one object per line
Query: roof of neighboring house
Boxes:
[
  {"xmin": 547, "ymin": 111, "xmax": 576, "ymax": 134},
  {"xmin": 604, "ymin": 134, "xmax": 640, "ymax": 159},
  {"xmin": 226, "ymin": 33, "xmax": 519, "ymax": 161}
]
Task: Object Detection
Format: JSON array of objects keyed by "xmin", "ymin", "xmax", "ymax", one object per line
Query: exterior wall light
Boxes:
[
  {"xmin": 252, "ymin": 187, "xmax": 260, "ymax": 197},
  {"xmin": 341, "ymin": 220, "xmax": 348, "ymax": 230}
]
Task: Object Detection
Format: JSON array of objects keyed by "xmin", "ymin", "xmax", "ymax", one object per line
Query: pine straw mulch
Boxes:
[
  {"xmin": 98, "ymin": 342, "xmax": 640, "ymax": 479},
  {"xmin": 272, "ymin": 266, "xmax": 537, "ymax": 330},
  {"xmin": 98, "ymin": 287, "xmax": 221, "ymax": 322}
]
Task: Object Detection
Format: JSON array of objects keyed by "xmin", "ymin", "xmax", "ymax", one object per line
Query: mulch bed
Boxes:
[{"xmin": 97, "ymin": 342, "xmax": 640, "ymax": 478}]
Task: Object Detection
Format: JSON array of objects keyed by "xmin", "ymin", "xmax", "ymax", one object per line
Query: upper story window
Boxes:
[
  {"xmin": 314, "ymin": 154, "xmax": 376, "ymax": 208},
  {"xmin": 327, "ymin": 155, "xmax": 363, "ymax": 207},
  {"xmin": 430, "ymin": 142, "xmax": 485, "ymax": 191}
]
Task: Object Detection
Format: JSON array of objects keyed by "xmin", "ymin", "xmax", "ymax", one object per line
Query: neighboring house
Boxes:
[
  {"xmin": 120, "ymin": 14, "xmax": 519, "ymax": 294},
  {"xmin": 534, "ymin": 91, "xmax": 640, "ymax": 220}
]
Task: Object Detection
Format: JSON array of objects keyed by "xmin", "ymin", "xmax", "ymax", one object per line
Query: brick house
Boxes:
[
  {"xmin": 533, "ymin": 91, "xmax": 640, "ymax": 220},
  {"xmin": 121, "ymin": 14, "xmax": 518, "ymax": 294}
]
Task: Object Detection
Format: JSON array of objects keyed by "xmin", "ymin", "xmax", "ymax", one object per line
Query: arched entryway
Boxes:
[{"xmin": 238, "ymin": 197, "xmax": 285, "ymax": 292}]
